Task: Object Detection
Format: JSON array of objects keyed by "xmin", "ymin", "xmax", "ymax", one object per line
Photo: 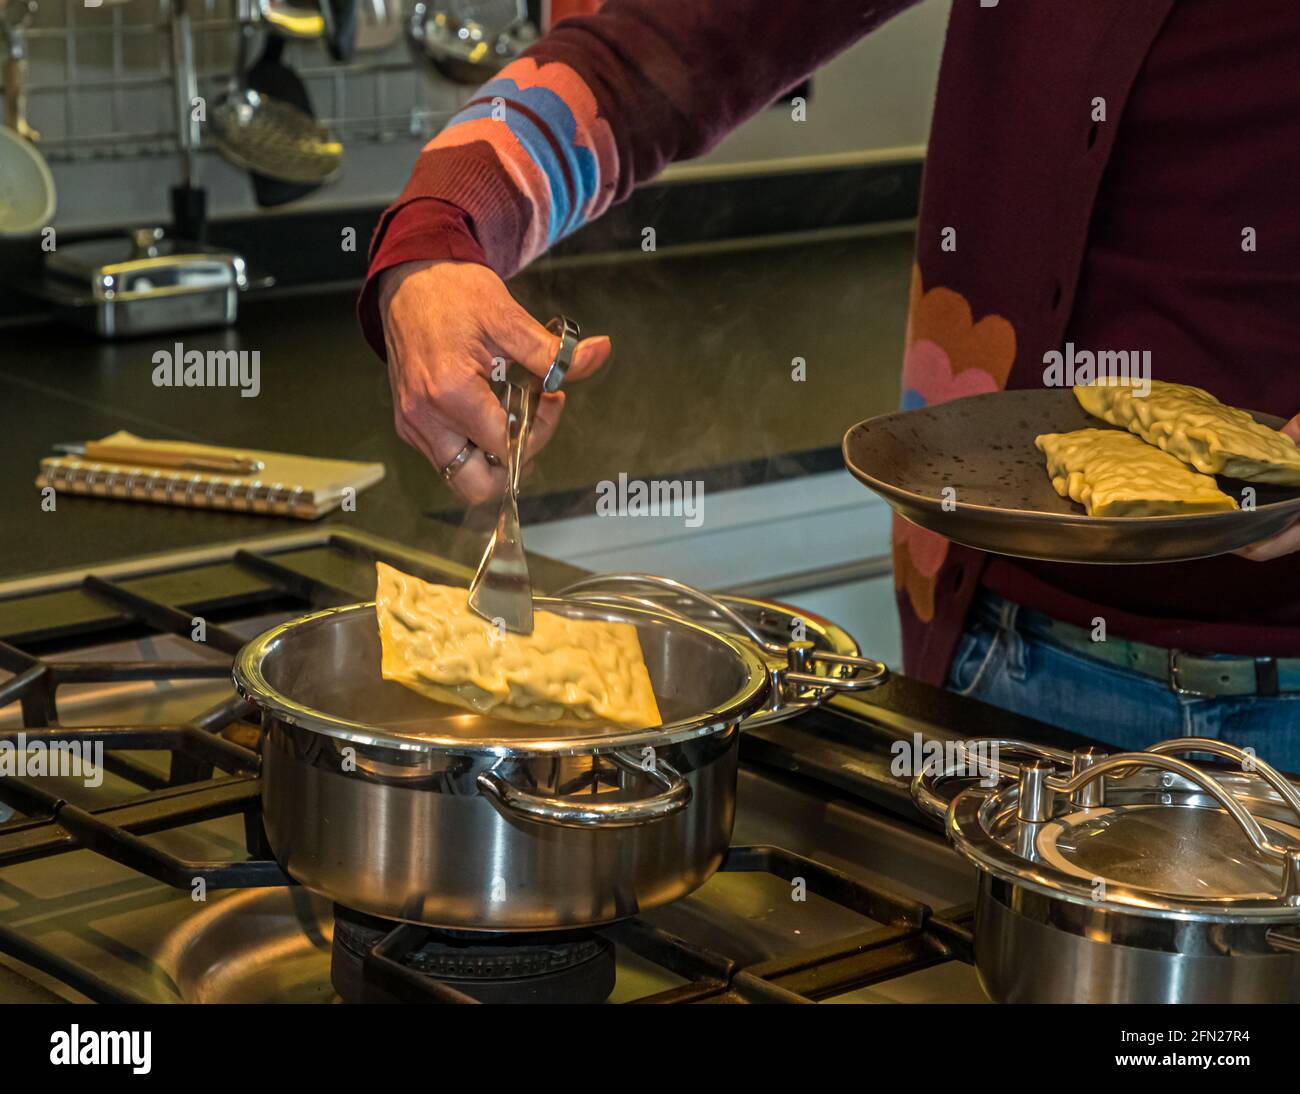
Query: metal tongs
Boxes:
[{"xmin": 467, "ymin": 315, "xmax": 580, "ymax": 635}]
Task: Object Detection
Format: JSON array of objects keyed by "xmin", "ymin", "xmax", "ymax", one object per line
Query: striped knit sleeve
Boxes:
[
  {"xmin": 409, "ymin": 58, "xmax": 619, "ymax": 272},
  {"xmin": 361, "ymin": 0, "xmax": 919, "ymax": 356}
]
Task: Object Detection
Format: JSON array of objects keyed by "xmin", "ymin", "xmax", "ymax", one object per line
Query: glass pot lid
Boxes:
[{"xmin": 918, "ymin": 737, "xmax": 1300, "ymax": 920}]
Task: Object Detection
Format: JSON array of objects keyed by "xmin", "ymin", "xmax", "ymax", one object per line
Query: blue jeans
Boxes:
[{"xmin": 946, "ymin": 593, "xmax": 1300, "ymax": 773}]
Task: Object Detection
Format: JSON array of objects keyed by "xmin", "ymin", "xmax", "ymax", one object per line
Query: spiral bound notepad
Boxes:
[{"xmin": 36, "ymin": 431, "xmax": 386, "ymax": 520}]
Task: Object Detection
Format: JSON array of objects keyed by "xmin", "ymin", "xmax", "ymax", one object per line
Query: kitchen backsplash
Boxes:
[{"xmin": 13, "ymin": 0, "xmax": 948, "ymax": 231}]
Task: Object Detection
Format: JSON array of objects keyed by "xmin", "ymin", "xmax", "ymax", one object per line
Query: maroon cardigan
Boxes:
[
  {"xmin": 362, "ymin": 0, "xmax": 1299, "ymax": 685},
  {"xmin": 894, "ymin": 0, "xmax": 1181, "ymax": 681}
]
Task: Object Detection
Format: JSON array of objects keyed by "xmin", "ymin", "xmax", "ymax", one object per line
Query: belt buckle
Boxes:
[
  {"xmin": 1256, "ymin": 656, "xmax": 1280, "ymax": 698},
  {"xmin": 1168, "ymin": 649, "xmax": 1209, "ymax": 698}
]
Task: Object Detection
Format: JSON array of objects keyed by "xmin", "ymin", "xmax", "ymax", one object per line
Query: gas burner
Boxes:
[{"xmin": 330, "ymin": 905, "xmax": 617, "ymax": 1004}]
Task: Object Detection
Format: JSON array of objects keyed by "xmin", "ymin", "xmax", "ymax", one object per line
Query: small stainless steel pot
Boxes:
[
  {"xmin": 914, "ymin": 737, "xmax": 1300, "ymax": 1002},
  {"xmin": 236, "ymin": 598, "xmax": 770, "ymax": 930},
  {"xmin": 234, "ymin": 571, "xmax": 889, "ymax": 931}
]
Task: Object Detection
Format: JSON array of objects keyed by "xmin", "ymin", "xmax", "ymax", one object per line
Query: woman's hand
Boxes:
[
  {"xmin": 378, "ymin": 259, "xmax": 612, "ymax": 504},
  {"xmin": 1236, "ymin": 413, "xmax": 1300, "ymax": 561}
]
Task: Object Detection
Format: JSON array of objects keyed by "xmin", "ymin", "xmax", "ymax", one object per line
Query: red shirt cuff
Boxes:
[{"xmin": 356, "ymin": 198, "xmax": 489, "ymax": 362}]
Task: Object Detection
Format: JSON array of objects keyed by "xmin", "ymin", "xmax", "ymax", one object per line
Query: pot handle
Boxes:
[
  {"xmin": 476, "ymin": 753, "xmax": 691, "ymax": 829},
  {"xmin": 555, "ymin": 573, "xmax": 891, "ymax": 694},
  {"xmin": 910, "ymin": 738, "xmax": 1071, "ymax": 822},
  {"xmin": 1266, "ymin": 927, "xmax": 1300, "ymax": 954},
  {"xmin": 911, "ymin": 762, "xmax": 964, "ymax": 824},
  {"xmin": 1046, "ymin": 752, "xmax": 1300, "ymax": 895},
  {"xmin": 556, "ymin": 573, "xmax": 779, "ymax": 651},
  {"xmin": 778, "ymin": 644, "xmax": 889, "ymax": 693},
  {"xmin": 1142, "ymin": 737, "xmax": 1300, "ymax": 824}
]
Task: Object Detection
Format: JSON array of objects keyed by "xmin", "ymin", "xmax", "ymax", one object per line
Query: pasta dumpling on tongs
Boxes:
[{"xmin": 373, "ymin": 562, "xmax": 662, "ymax": 729}]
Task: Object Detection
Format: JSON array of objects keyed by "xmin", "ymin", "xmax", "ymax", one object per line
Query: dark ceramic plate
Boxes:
[{"xmin": 842, "ymin": 389, "xmax": 1300, "ymax": 564}]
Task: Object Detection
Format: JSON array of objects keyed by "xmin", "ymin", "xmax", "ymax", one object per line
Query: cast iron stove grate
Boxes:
[{"xmin": 350, "ymin": 845, "xmax": 973, "ymax": 1004}]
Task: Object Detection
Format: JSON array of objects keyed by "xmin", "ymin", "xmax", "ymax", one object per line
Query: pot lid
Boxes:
[
  {"xmin": 552, "ymin": 573, "xmax": 888, "ymax": 725},
  {"xmin": 1035, "ymin": 804, "xmax": 1299, "ymax": 902},
  {"xmin": 920, "ymin": 737, "xmax": 1300, "ymax": 922}
]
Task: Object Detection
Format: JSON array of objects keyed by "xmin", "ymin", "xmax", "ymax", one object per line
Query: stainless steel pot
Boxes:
[
  {"xmin": 237, "ymin": 598, "xmax": 765, "ymax": 929},
  {"xmin": 236, "ymin": 572, "xmax": 888, "ymax": 931},
  {"xmin": 914, "ymin": 737, "xmax": 1300, "ymax": 1002}
]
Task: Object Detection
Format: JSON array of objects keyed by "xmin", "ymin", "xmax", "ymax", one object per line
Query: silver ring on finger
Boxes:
[{"xmin": 439, "ymin": 441, "xmax": 475, "ymax": 483}]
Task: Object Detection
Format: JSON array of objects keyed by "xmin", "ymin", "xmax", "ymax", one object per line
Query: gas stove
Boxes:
[{"xmin": 0, "ymin": 528, "xmax": 1028, "ymax": 1004}]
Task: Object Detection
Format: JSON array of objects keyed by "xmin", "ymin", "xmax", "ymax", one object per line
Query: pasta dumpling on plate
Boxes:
[
  {"xmin": 1075, "ymin": 379, "xmax": 1300, "ymax": 485},
  {"xmin": 1034, "ymin": 428, "xmax": 1238, "ymax": 517}
]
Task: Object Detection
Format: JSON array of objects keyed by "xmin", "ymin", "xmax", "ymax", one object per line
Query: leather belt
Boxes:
[{"xmin": 976, "ymin": 598, "xmax": 1300, "ymax": 698}]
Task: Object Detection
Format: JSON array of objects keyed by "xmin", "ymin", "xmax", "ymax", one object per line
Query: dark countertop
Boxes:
[{"xmin": 0, "ymin": 228, "xmax": 911, "ymax": 585}]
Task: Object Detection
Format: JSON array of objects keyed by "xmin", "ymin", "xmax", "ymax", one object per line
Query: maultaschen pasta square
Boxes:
[{"xmin": 373, "ymin": 563, "xmax": 661, "ymax": 728}]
